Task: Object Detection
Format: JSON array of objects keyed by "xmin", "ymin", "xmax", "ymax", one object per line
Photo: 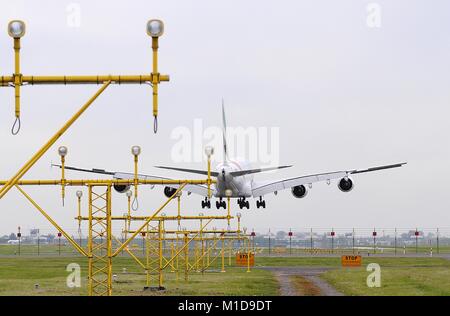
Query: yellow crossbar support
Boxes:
[
  {"xmin": 0, "ymin": 179, "xmax": 215, "ymax": 186},
  {"xmin": 0, "ymin": 74, "xmax": 169, "ymax": 85},
  {"xmin": 0, "ymin": 81, "xmax": 111, "ymax": 199},
  {"xmin": 112, "ymin": 183, "xmax": 187, "ymax": 257},
  {"xmin": 162, "ymin": 218, "xmax": 213, "ymax": 270},
  {"xmin": 15, "ymin": 185, "xmax": 88, "ymax": 257}
]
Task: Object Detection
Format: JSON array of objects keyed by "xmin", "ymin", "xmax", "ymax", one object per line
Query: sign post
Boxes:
[
  {"xmin": 372, "ymin": 230, "xmax": 377, "ymax": 254},
  {"xmin": 288, "ymin": 230, "xmax": 293, "ymax": 255},
  {"xmin": 17, "ymin": 226, "xmax": 21, "ymax": 256},
  {"xmin": 57, "ymin": 232, "xmax": 62, "ymax": 255},
  {"xmin": 331, "ymin": 230, "xmax": 335, "ymax": 254}
]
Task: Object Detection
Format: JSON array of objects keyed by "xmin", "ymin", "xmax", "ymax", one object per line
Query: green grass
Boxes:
[
  {"xmin": 320, "ymin": 257, "xmax": 450, "ymax": 296},
  {"xmin": 0, "ymin": 244, "xmax": 82, "ymax": 256},
  {"xmin": 255, "ymin": 256, "xmax": 450, "ymax": 296},
  {"xmin": 0, "ymin": 256, "xmax": 278, "ymax": 296},
  {"xmin": 1, "ymin": 254, "xmax": 450, "ymax": 296}
]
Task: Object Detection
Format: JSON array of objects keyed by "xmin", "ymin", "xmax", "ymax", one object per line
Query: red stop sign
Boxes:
[
  {"xmin": 331, "ymin": 231, "xmax": 335, "ymax": 237},
  {"xmin": 415, "ymin": 231, "xmax": 419, "ymax": 236},
  {"xmin": 288, "ymin": 232, "xmax": 293, "ymax": 237},
  {"xmin": 373, "ymin": 231, "xmax": 377, "ymax": 237},
  {"xmin": 57, "ymin": 232, "xmax": 62, "ymax": 237}
]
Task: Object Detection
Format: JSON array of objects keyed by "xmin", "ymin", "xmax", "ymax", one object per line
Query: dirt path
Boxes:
[{"xmin": 260, "ymin": 267, "xmax": 344, "ymax": 296}]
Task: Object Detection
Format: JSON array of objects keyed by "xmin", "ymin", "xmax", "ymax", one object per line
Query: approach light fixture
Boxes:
[
  {"xmin": 205, "ymin": 146, "xmax": 214, "ymax": 158},
  {"xmin": 76, "ymin": 190, "xmax": 83, "ymax": 198},
  {"xmin": 126, "ymin": 190, "xmax": 132, "ymax": 198},
  {"xmin": 131, "ymin": 145, "xmax": 141, "ymax": 156},
  {"xmin": 146, "ymin": 19, "xmax": 164, "ymax": 37},
  {"xmin": 58, "ymin": 146, "xmax": 68, "ymax": 157},
  {"xmin": 8, "ymin": 20, "xmax": 26, "ymax": 38}
]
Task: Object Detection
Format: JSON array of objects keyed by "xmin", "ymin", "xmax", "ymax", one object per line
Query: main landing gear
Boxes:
[
  {"xmin": 216, "ymin": 198, "xmax": 226, "ymax": 209},
  {"xmin": 201, "ymin": 197, "xmax": 211, "ymax": 209},
  {"xmin": 238, "ymin": 197, "xmax": 250, "ymax": 209},
  {"xmin": 256, "ymin": 196, "xmax": 266, "ymax": 209}
]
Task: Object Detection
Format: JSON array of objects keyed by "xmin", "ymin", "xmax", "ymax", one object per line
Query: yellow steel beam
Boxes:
[
  {"xmin": 189, "ymin": 237, "xmax": 220, "ymax": 272},
  {"xmin": 127, "ymin": 230, "xmax": 240, "ymax": 234},
  {"xmin": 161, "ymin": 218, "xmax": 213, "ymax": 270},
  {"xmin": 77, "ymin": 215, "xmax": 232, "ymax": 221},
  {"xmin": 112, "ymin": 183, "xmax": 186, "ymax": 256},
  {"xmin": 0, "ymin": 74, "xmax": 169, "ymax": 85},
  {"xmin": 146, "ymin": 236, "xmax": 244, "ymax": 241},
  {"xmin": 0, "ymin": 179, "xmax": 215, "ymax": 186},
  {"xmin": 112, "ymin": 235, "xmax": 146, "ymax": 270},
  {"xmin": 0, "ymin": 81, "xmax": 111, "ymax": 199},
  {"xmin": 13, "ymin": 38, "xmax": 21, "ymax": 131},
  {"xmin": 15, "ymin": 185, "xmax": 88, "ymax": 257}
]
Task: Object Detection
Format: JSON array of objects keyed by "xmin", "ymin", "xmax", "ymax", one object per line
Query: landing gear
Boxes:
[
  {"xmin": 238, "ymin": 197, "xmax": 250, "ymax": 209},
  {"xmin": 256, "ymin": 197, "xmax": 266, "ymax": 209},
  {"xmin": 201, "ymin": 197, "xmax": 211, "ymax": 209},
  {"xmin": 216, "ymin": 198, "xmax": 227, "ymax": 209}
]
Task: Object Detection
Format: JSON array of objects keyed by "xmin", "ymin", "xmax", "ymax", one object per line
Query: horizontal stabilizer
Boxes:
[{"xmin": 154, "ymin": 166, "xmax": 219, "ymax": 177}]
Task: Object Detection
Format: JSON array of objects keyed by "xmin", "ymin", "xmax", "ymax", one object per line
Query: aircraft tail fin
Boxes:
[{"xmin": 222, "ymin": 98, "xmax": 228, "ymax": 162}]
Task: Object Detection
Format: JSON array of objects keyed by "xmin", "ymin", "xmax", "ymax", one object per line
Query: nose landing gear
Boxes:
[{"xmin": 256, "ymin": 197, "xmax": 266, "ymax": 209}]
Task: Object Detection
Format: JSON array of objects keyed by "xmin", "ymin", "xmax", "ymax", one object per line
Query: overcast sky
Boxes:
[{"xmin": 0, "ymin": 0, "xmax": 449, "ymax": 236}]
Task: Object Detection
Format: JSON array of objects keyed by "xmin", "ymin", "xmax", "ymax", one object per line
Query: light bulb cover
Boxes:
[
  {"xmin": 146, "ymin": 19, "xmax": 164, "ymax": 37},
  {"xmin": 58, "ymin": 146, "xmax": 68, "ymax": 157},
  {"xmin": 8, "ymin": 20, "xmax": 26, "ymax": 38},
  {"xmin": 131, "ymin": 145, "xmax": 141, "ymax": 156},
  {"xmin": 205, "ymin": 146, "xmax": 214, "ymax": 157}
]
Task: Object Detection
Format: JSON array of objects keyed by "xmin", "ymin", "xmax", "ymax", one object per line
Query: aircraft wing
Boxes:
[
  {"xmin": 53, "ymin": 165, "xmax": 214, "ymax": 197},
  {"xmin": 251, "ymin": 162, "xmax": 406, "ymax": 197},
  {"xmin": 114, "ymin": 172, "xmax": 213, "ymax": 197}
]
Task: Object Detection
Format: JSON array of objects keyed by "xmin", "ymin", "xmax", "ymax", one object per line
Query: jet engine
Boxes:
[
  {"xmin": 164, "ymin": 187, "xmax": 177, "ymax": 198},
  {"xmin": 338, "ymin": 177, "xmax": 354, "ymax": 192},
  {"xmin": 113, "ymin": 184, "xmax": 130, "ymax": 193},
  {"xmin": 291, "ymin": 185, "xmax": 308, "ymax": 198}
]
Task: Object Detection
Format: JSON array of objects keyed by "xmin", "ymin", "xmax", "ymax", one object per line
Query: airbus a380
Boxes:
[{"xmin": 58, "ymin": 104, "xmax": 406, "ymax": 210}]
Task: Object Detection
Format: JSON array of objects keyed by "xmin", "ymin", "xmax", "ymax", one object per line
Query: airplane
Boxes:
[{"xmin": 55, "ymin": 102, "xmax": 406, "ymax": 210}]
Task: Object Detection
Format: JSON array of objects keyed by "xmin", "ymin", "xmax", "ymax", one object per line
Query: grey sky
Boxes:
[{"xmin": 0, "ymin": 0, "xmax": 449, "ymax": 235}]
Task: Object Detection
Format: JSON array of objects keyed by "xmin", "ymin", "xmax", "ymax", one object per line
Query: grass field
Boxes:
[
  {"xmin": 0, "ymin": 254, "xmax": 449, "ymax": 296},
  {"xmin": 321, "ymin": 257, "xmax": 450, "ymax": 296},
  {"xmin": 256, "ymin": 256, "xmax": 450, "ymax": 296},
  {"xmin": 0, "ymin": 256, "xmax": 278, "ymax": 296}
]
